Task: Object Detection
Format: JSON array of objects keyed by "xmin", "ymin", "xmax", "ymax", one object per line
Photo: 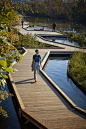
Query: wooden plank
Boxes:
[{"xmin": 10, "ymin": 48, "xmax": 86, "ymax": 129}]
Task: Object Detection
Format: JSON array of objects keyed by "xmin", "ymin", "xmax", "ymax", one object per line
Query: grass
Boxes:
[{"xmin": 68, "ymin": 51, "xmax": 86, "ymax": 87}]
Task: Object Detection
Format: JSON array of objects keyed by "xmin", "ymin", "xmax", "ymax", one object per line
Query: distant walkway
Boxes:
[
  {"xmin": 10, "ymin": 48, "xmax": 86, "ymax": 129},
  {"xmin": 17, "ymin": 25, "xmax": 86, "ymax": 53}
]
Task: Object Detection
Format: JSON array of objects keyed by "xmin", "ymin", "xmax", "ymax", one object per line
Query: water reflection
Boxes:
[
  {"xmin": 0, "ymin": 83, "xmax": 21, "ymax": 129},
  {"xmin": 44, "ymin": 57, "xmax": 86, "ymax": 110},
  {"xmin": 25, "ymin": 16, "xmax": 86, "ymax": 33},
  {"xmin": 42, "ymin": 37, "xmax": 81, "ymax": 47}
]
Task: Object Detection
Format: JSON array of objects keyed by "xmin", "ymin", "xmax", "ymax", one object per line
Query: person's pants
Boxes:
[
  {"xmin": 34, "ymin": 62, "xmax": 40, "ymax": 81},
  {"xmin": 53, "ymin": 27, "xmax": 55, "ymax": 32}
]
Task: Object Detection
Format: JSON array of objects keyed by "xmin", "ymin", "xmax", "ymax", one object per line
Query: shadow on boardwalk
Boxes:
[{"xmin": 15, "ymin": 78, "xmax": 35, "ymax": 85}]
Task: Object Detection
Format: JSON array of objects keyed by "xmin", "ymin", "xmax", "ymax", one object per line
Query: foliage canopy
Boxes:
[
  {"xmin": 16, "ymin": 0, "xmax": 86, "ymax": 24},
  {"xmin": 0, "ymin": 0, "xmax": 23, "ymax": 117},
  {"xmin": 14, "ymin": 34, "xmax": 46, "ymax": 48}
]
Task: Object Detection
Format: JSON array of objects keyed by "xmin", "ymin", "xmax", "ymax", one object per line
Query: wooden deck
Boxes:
[
  {"xmin": 10, "ymin": 48, "xmax": 86, "ymax": 129},
  {"xmin": 17, "ymin": 25, "xmax": 86, "ymax": 53},
  {"xmin": 17, "ymin": 26, "xmax": 79, "ymax": 51}
]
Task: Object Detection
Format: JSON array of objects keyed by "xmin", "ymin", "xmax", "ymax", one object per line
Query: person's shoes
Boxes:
[{"xmin": 35, "ymin": 80, "xmax": 37, "ymax": 82}]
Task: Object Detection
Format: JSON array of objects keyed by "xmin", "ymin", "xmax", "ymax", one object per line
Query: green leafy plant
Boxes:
[
  {"xmin": 29, "ymin": 24, "xmax": 35, "ymax": 27},
  {"xmin": 68, "ymin": 32, "xmax": 86, "ymax": 46},
  {"xmin": 68, "ymin": 51, "xmax": 86, "ymax": 87},
  {"xmin": 0, "ymin": 0, "xmax": 23, "ymax": 117},
  {"xmin": 14, "ymin": 34, "xmax": 46, "ymax": 48}
]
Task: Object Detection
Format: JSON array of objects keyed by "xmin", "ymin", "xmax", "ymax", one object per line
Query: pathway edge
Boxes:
[
  {"xmin": 8, "ymin": 47, "xmax": 27, "ymax": 110},
  {"xmin": 40, "ymin": 51, "xmax": 86, "ymax": 114},
  {"xmin": 8, "ymin": 73, "xmax": 25, "ymax": 110}
]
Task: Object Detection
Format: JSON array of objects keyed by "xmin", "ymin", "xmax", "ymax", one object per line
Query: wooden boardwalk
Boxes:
[
  {"xmin": 10, "ymin": 48, "xmax": 86, "ymax": 129},
  {"xmin": 17, "ymin": 26, "xmax": 79, "ymax": 50},
  {"xmin": 17, "ymin": 25, "xmax": 86, "ymax": 54}
]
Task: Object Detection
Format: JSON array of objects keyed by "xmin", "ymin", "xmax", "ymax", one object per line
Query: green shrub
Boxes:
[
  {"xmin": 68, "ymin": 51, "xmax": 86, "ymax": 87},
  {"xmin": 29, "ymin": 24, "xmax": 35, "ymax": 27},
  {"xmin": 74, "ymin": 34, "xmax": 79, "ymax": 40},
  {"xmin": 68, "ymin": 32, "xmax": 75, "ymax": 39},
  {"xmin": 68, "ymin": 32, "xmax": 86, "ymax": 47},
  {"xmin": 79, "ymin": 32, "xmax": 86, "ymax": 45},
  {"xmin": 14, "ymin": 34, "xmax": 46, "ymax": 47}
]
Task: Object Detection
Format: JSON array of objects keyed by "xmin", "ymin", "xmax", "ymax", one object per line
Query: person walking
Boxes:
[
  {"xmin": 52, "ymin": 22, "xmax": 56, "ymax": 32},
  {"xmin": 21, "ymin": 20, "xmax": 24, "ymax": 28},
  {"xmin": 31, "ymin": 49, "xmax": 41, "ymax": 82}
]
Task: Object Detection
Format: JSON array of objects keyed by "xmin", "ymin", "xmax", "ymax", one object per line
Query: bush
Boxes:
[
  {"xmin": 14, "ymin": 34, "xmax": 46, "ymax": 48},
  {"xmin": 68, "ymin": 32, "xmax": 75, "ymax": 39},
  {"xmin": 79, "ymin": 32, "xmax": 86, "ymax": 45},
  {"xmin": 68, "ymin": 51, "xmax": 86, "ymax": 87},
  {"xmin": 68, "ymin": 32, "xmax": 86, "ymax": 46}
]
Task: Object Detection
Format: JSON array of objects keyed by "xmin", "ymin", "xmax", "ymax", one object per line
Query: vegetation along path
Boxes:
[
  {"xmin": 9, "ymin": 48, "xmax": 86, "ymax": 129},
  {"xmin": 17, "ymin": 25, "xmax": 86, "ymax": 53}
]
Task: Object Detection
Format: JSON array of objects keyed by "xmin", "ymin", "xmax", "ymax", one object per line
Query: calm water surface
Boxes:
[
  {"xmin": 44, "ymin": 57, "xmax": 86, "ymax": 110},
  {"xmin": 25, "ymin": 16, "xmax": 86, "ymax": 33},
  {"xmin": 0, "ymin": 50, "xmax": 21, "ymax": 129},
  {"xmin": 0, "ymin": 83, "xmax": 21, "ymax": 129},
  {"xmin": 43, "ymin": 37, "xmax": 80, "ymax": 47}
]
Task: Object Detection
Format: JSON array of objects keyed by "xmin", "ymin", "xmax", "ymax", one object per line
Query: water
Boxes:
[
  {"xmin": 44, "ymin": 57, "xmax": 86, "ymax": 110},
  {"xmin": 25, "ymin": 16, "xmax": 86, "ymax": 33},
  {"xmin": 42, "ymin": 37, "xmax": 80, "ymax": 47},
  {"xmin": 0, "ymin": 83, "xmax": 21, "ymax": 129},
  {"xmin": 0, "ymin": 50, "xmax": 22, "ymax": 129}
]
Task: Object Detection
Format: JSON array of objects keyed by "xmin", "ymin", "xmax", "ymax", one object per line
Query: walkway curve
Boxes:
[
  {"xmin": 17, "ymin": 25, "xmax": 86, "ymax": 53},
  {"xmin": 9, "ymin": 47, "xmax": 86, "ymax": 129}
]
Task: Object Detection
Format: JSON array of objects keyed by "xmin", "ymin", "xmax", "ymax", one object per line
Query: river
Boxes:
[
  {"xmin": 0, "ymin": 82, "xmax": 21, "ymax": 129},
  {"xmin": 24, "ymin": 16, "xmax": 86, "ymax": 34}
]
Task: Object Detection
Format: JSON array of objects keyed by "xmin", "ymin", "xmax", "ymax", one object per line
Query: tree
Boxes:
[
  {"xmin": 53, "ymin": 0, "xmax": 63, "ymax": 15},
  {"xmin": 0, "ymin": 0, "xmax": 23, "ymax": 117}
]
